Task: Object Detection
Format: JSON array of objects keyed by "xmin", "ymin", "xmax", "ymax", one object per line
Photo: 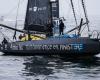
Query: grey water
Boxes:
[
  {"xmin": 0, "ymin": 55, "xmax": 100, "ymax": 80},
  {"xmin": 0, "ymin": 16, "xmax": 100, "ymax": 80}
]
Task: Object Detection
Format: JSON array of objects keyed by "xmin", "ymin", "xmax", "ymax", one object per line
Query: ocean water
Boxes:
[
  {"xmin": 0, "ymin": 16, "xmax": 100, "ymax": 80},
  {"xmin": 0, "ymin": 55, "xmax": 100, "ymax": 80}
]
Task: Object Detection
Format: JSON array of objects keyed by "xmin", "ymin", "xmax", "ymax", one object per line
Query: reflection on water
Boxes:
[
  {"xmin": 23, "ymin": 56, "xmax": 53, "ymax": 76},
  {"xmin": 21, "ymin": 56, "xmax": 100, "ymax": 80},
  {"xmin": 0, "ymin": 54, "xmax": 100, "ymax": 80}
]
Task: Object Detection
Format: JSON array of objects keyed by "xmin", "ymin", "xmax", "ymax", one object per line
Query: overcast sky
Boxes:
[{"xmin": 0, "ymin": 0, "xmax": 100, "ymax": 17}]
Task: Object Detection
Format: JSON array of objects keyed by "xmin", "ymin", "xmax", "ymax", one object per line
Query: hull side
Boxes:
[{"xmin": 0, "ymin": 37, "xmax": 100, "ymax": 56}]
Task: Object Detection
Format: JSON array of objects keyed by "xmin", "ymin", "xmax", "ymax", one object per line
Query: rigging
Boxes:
[
  {"xmin": 13, "ymin": 0, "xmax": 21, "ymax": 40},
  {"xmin": 0, "ymin": 28, "xmax": 12, "ymax": 42},
  {"xmin": 70, "ymin": 0, "xmax": 78, "ymax": 27},
  {"xmin": 81, "ymin": 0, "xmax": 90, "ymax": 35},
  {"xmin": 3, "ymin": 0, "xmax": 25, "ymax": 19}
]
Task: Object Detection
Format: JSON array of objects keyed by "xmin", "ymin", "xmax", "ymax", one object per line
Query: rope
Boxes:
[
  {"xmin": 13, "ymin": 0, "xmax": 21, "ymax": 40},
  {"xmin": 91, "ymin": 30, "xmax": 99, "ymax": 39},
  {"xmin": 70, "ymin": 0, "xmax": 78, "ymax": 26},
  {"xmin": 81, "ymin": 0, "xmax": 90, "ymax": 32},
  {"xmin": 0, "ymin": 29, "xmax": 12, "ymax": 42},
  {"xmin": 3, "ymin": 0, "xmax": 25, "ymax": 19}
]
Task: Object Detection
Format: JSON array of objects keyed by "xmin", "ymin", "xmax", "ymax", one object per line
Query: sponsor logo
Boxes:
[
  {"xmin": 10, "ymin": 44, "xmax": 84, "ymax": 51},
  {"xmin": 29, "ymin": 6, "xmax": 47, "ymax": 12}
]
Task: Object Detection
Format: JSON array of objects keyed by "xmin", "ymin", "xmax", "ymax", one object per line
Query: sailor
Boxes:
[
  {"xmin": 19, "ymin": 34, "xmax": 23, "ymax": 40},
  {"xmin": 59, "ymin": 20, "xmax": 64, "ymax": 35},
  {"xmin": 19, "ymin": 33, "xmax": 27, "ymax": 41},
  {"xmin": 2, "ymin": 38, "xmax": 8, "ymax": 44}
]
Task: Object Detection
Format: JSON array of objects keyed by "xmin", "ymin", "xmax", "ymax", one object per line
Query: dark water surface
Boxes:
[{"xmin": 0, "ymin": 53, "xmax": 100, "ymax": 80}]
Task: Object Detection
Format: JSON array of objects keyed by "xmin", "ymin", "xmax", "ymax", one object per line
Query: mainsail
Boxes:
[{"xmin": 24, "ymin": 0, "xmax": 59, "ymax": 32}]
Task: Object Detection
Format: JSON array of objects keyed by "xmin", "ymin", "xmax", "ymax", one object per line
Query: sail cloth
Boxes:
[{"xmin": 24, "ymin": 0, "xmax": 59, "ymax": 32}]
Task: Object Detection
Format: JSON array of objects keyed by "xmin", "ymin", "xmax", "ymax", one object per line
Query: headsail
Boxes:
[{"xmin": 24, "ymin": 0, "xmax": 59, "ymax": 32}]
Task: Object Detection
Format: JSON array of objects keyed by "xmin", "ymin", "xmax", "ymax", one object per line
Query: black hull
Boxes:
[
  {"xmin": 2, "ymin": 51, "xmax": 99, "ymax": 57},
  {"xmin": 0, "ymin": 37, "xmax": 100, "ymax": 57}
]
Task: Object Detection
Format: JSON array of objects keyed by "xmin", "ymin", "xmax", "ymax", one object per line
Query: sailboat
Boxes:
[{"xmin": 0, "ymin": 0, "xmax": 100, "ymax": 56}]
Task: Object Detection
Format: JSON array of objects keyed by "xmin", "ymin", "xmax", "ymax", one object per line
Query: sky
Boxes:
[{"xmin": 0, "ymin": 0, "xmax": 100, "ymax": 17}]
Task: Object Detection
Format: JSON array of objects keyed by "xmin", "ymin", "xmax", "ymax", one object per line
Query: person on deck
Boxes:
[
  {"xmin": 59, "ymin": 20, "xmax": 65, "ymax": 35},
  {"xmin": 19, "ymin": 33, "xmax": 27, "ymax": 41},
  {"xmin": 19, "ymin": 34, "xmax": 23, "ymax": 40},
  {"xmin": 2, "ymin": 38, "xmax": 8, "ymax": 44}
]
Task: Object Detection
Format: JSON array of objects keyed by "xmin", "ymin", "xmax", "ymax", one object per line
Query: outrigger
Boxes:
[{"xmin": 0, "ymin": 0, "xmax": 100, "ymax": 56}]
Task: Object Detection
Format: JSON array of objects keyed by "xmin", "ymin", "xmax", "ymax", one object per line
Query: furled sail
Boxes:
[{"xmin": 24, "ymin": 0, "xmax": 59, "ymax": 32}]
